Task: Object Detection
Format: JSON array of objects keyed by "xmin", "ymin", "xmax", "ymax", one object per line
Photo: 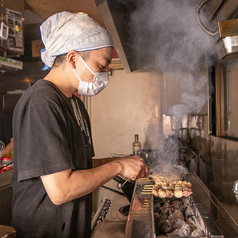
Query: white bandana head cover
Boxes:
[{"xmin": 40, "ymin": 11, "xmax": 113, "ymax": 71}]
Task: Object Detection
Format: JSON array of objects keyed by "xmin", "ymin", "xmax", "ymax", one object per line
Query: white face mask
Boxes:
[{"xmin": 73, "ymin": 53, "xmax": 109, "ymax": 96}]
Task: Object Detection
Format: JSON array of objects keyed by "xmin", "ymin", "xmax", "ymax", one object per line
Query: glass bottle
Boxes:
[{"xmin": 132, "ymin": 134, "xmax": 141, "ymax": 155}]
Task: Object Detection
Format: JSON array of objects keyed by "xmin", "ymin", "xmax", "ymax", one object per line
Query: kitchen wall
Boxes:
[
  {"xmin": 90, "ymin": 69, "xmax": 163, "ymax": 158},
  {"xmin": 90, "ymin": 68, "xmax": 208, "ymax": 158}
]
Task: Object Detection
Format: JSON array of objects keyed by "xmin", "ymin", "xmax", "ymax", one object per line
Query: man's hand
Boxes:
[{"xmin": 114, "ymin": 155, "xmax": 148, "ymax": 180}]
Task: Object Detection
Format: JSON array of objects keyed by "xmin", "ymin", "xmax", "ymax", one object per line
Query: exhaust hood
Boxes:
[
  {"xmin": 94, "ymin": 0, "xmax": 165, "ymax": 73},
  {"xmin": 95, "ymin": 0, "xmax": 190, "ymax": 73},
  {"xmin": 95, "ymin": 0, "xmax": 238, "ymax": 73},
  {"xmin": 94, "ymin": 0, "xmax": 136, "ymax": 73}
]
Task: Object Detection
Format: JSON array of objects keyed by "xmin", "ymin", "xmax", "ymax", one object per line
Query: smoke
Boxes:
[
  {"xmin": 150, "ymin": 159, "xmax": 188, "ymax": 180},
  {"xmin": 129, "ymin": 0, "xmax": 215, "ymax": 118},
  {"xmin": 181, "ymin": 92, "xmax": 207, "ymax": 113},
  {"xmin": 148, "ymin": 136, "xmax": 188, "ymax": 180},
  {"xmin": 169, "ymin": 73, "xmax": 208, "ymax": 118},
  {"xmin": 129, "ymin": 0, "xmax": 216, "ymax": 72},
  {"xmin": 129, "ymin": 0, "xmax": 215, "ymax": 176},
  {"xmin": 169, "ymin": 104, "xmax": 190, "ymax": 121}
]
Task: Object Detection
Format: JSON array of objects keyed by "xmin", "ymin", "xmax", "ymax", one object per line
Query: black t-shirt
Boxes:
[
  {"xmin": 11, "ymin": 79, "xmax": 94, "ymax": 238},
  {"xmin": 0, "ymin": 109, "xmax": 12, "ymax": 146}
]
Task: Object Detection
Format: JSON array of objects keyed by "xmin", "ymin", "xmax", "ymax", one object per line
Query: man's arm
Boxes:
[
  {"xmin": 92, "ymin": 157, "xmax": 123, "ymax": 168},
  {"xmin": 41, "ymin": 155, "xmax": 148, "ymax": 205}
]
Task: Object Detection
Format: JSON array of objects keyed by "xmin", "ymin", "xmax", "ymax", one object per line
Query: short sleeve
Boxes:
[{"xmin": 15, "ymin": 103, "xmax": 74, "ymax": 182}]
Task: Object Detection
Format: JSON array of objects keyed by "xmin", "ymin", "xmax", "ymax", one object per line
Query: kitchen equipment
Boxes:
[
  {"xmin": 196, "ymin": 0, "xmax": 238, "ymax": 60},
  {"xmin": 113, "ymin": 175, "xmax": 135, "ymax": 202},
  {"xmin": 124, "ymin": 173, "xmax": 238, "ymax": 238},
  {"xmin": 91, "ymin": 197, "xmax": 112, "ymax": 232},
  {"xmin": 233, "ymin": 180, "xmax": 238, "ymax": 203},
  {"xmin": 124, "ymin": 178, "xmax": 155, "ymax": 238}
]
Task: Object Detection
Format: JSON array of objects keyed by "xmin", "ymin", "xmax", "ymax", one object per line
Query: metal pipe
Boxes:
[{"xmin": 195, "ymin": 0, "xmax": 219, "ymax": 37}]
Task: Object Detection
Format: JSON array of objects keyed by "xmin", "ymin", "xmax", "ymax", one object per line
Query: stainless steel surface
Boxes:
[
  {"xmin": 206, "ymin": 60, "xmax": 238, "ymax": 223},
  {"xmin": 91, "ymin": 195, "xmax": 129, "ymax": 238},
  {"xmin": 196, "ymin": 0, "xmax": 238, "ymax": 60},
  {"xmin": 124, "ymin": 178, "xmax": 155, "ymax": 238},
  {"xmin": 233, "ymin": 180, "xmax": 238, "ymax": 194},
  {"xmin": 233, "ymin": 180, "xmax": 238, "ymax": 203},
  {"xmin": 195, "ymin": 0, "xmax": 218, "ymax": 37},
  {"xmin": 216, "ymin": 19, "xmax": 238, "ymax": 60},
  {"xmin": 91, "ymin": 197, "xmax": 112, "ymax": 231},
  {"xmin": 125, "ymin": 174, "xmax": 238, "ymax": 238},
  {"xmin": 207, "ymin": 134, "xmax": 238, "ymax": 224}
]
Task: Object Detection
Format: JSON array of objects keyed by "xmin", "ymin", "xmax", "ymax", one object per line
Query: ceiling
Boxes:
[
  {"xmin": 23, "ymin": 0, "xmax": 123, "ymax": 69},
  {"xmin": 24, "ymin": 0, "xmax": 104, "ymax": 26},
  {"xmin": 24, "ymin": 0, "xmax": 238, "ymax": 27}
]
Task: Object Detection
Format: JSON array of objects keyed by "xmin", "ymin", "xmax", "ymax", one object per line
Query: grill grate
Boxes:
[{"xmin": 124, "ymin": 174, "xmax": 238, "ymax": 238}]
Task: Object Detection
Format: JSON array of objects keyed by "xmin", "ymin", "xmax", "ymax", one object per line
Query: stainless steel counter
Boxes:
[
  {"xmin": 124, "ymin": 174, "xmax": 238, "ymax": 238},
  {"xmin": 91, "ymin": 195, "xmax": 130, "ymax": 238}
]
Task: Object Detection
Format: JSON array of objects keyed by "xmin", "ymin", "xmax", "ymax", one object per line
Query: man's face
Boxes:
[{"xmin": 79, "ymin": 47, "xmax": 113, "ymax": 83}]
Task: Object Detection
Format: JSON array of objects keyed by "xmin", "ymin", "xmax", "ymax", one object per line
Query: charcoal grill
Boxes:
[{"xmin": 124, "ymin": 173, "xmax": 238, "ymax": 238}]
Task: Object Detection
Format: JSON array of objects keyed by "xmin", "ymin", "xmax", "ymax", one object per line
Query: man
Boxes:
[
  {"xmin": 0, "ymin": 109, "xmax": 13, "ymax": 159},
  {"xmin": 11, "ymin": 11, "xmax": 148, "ymax": 238}
]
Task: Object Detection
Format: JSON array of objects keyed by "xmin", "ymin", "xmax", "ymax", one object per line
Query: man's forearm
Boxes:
[
  {"xmin": 41, "ymin": 160, "xmax": 123, "ymax": 205},
  {"xmin": 41, "ymin": 155, "xmax": 147, "ymax": 205},
  {"xmin": 92, "ymin": 157, "xmax": 123, "ymax": 168}
]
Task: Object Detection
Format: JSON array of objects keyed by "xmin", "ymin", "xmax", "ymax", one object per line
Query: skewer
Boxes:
[
  {"xmin": 122, "ymin": 178, "xmax": 130, "ymax": 186},
  {"xmin": 138, "ymin": 178, "xmax": 153, "ymax": 181},
  {"xmin": 140, "ymin": 192, "xmax": 152, "ymax": 194}
]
